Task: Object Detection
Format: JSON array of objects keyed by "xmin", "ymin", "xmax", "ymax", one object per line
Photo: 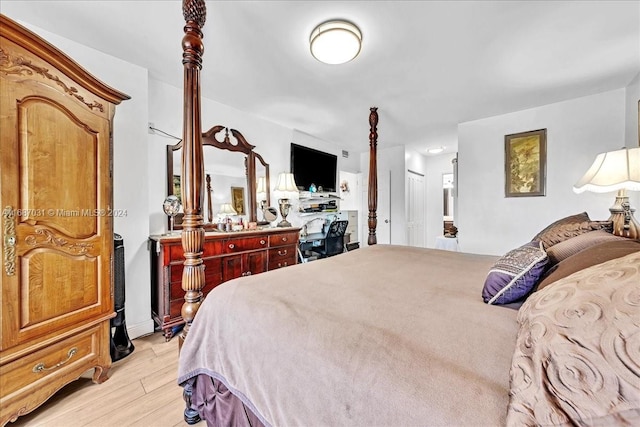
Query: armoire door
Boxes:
[{"xmin": 0, "ymin": 79, "xmax": 114, "ymax": 351}]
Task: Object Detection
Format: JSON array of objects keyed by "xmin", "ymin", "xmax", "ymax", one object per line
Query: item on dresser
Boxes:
[
  {"xmin": 149, "ymin": 228, "xmax": 299, "ymax": 340},
  {"xmin": 162, "ymin": 195, "xmax": 182, "ymax": 235},
  {"xmin": 0, "ymin": 14, "xmax": 129, "ymax": 426}
]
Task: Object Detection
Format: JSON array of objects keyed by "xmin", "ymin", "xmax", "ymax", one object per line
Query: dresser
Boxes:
[
  {"xmin": 0, "ymin": 15, "xmax": 129, "ymax": 426},
  {"xmin": 149, "ymin": 227, "xmax": 299, "ymax": 339}
]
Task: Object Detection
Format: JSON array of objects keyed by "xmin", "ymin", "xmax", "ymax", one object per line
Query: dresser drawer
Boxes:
[
  {"xmin": 269, "ymin": 232, "xmax": 298, "ymax": 247},
  {"xmin": 223, "ymin": 236, "xmax": 268, "ymax": 253},
  {"xmin": 268, "ymin": 245, "xmax": 297, "ymax": 270},
  {"xmin": 0, "ymin": 326, "xmax": 102, "ymax": 397},
  {"xmin": 168, "ymin": 257, "xmax": 223, "ymax": 287},
  {"xmin": 169, "ymin": 239, "xmax": 224, "ymax": 260}
]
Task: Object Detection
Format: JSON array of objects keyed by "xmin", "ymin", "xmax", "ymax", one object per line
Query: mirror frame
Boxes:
[{"xmin": 166, "ymin": 125, "xmax": 270, "ymax": 229}]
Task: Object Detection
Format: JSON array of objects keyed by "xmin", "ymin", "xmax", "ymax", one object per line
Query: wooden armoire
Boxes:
[{"xmin": 0, "ymin": 15, "xmax": 129, "ymax": 425}]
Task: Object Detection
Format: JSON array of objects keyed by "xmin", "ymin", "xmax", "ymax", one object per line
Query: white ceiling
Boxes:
[{"xmin": 2, "ymin": 1, "xmax": 639, "ymax": 156}]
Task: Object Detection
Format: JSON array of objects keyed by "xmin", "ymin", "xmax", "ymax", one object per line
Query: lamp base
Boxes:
[
  {"xmin": 277, "ymin": 198, "xmax": 292, "ymax": 229},
  {"xmin": 609, "ymin": 190, "xmax": 639, "ymax": 239}
]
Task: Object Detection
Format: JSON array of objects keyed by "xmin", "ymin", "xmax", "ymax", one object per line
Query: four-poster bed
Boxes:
[{"xmin": 176, "ymin": 1, "xmax": 639, "ymax": 426}]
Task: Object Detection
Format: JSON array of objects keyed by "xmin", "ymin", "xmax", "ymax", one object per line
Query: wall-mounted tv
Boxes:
[{"xmin": 290, "ymin": 143, "xmax": 337, "ymax": 192}]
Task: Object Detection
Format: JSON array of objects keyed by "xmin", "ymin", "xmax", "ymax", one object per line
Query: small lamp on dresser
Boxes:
[
  {"xmin": 274, "ymin": 172, "xmax": 298, "ymax": 227},
  {"xmin": 573, "ymin": 147, "xmax": 640, "ymax": 238},
  {"xmin": 256, "ymin": 176, "xmax": 268, "ymax": 224}
]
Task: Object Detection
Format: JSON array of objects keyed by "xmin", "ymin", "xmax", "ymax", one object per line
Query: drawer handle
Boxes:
[
  {"xmin": 278, "ymin": 249, "xmax": 287, "ymax": 256},
  {"xmin": 33, "ymin": 347, "xmax": 78, "ymax": 373},
  {"xmin": 278, "ymin": 262, "xmax": 288, "ymax": 268},
  {"xmin": 228, "ymin": 243, "xmax": 235, "ymax": 249},
  {"xmin": 260, "ymin": 240, "xmax": 266, "ymax": 245},
  {"xmin": 281, "ymin": 237, "xmax": 288, "ymax": 242}
]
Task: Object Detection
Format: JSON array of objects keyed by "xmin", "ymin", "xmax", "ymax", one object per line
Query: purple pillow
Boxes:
[{"xmin": 482, "ymin": 241, "xmax": 548, "ymax": 305}]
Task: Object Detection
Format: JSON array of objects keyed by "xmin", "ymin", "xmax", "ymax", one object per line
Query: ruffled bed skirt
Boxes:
[{"xmin": 186, "ymin": 374, "xmax": 266, "ymax": 427}]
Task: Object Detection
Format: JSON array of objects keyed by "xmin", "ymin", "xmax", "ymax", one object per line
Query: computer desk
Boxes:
[{"xmin": 297, "ymin": 232, "xmax": 326, "ymax": 262}]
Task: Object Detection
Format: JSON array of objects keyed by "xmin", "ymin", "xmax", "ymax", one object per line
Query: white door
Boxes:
[
  {"xmin": 407, "ymin": 170, "xmax": 425, "ymax": 247},
  {"xmin": 362, "ymin": 169, "xmax": 391, "ymax": 245}
]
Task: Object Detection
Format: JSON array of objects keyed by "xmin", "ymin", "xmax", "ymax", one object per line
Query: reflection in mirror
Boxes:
[
  {"xmin": 254, "ymin": 152, "xmax": 270, "ymax": 225},
  {"xmin": 443, "ymin": 173, "xmax": 454, "ymax": 234},
  {"xmin": 166, "ymin": 126, "xmax": 270, "ymax": 230}
]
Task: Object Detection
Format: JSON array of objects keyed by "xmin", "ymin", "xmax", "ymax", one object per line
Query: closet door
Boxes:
[{"xmin": 0, "ymin": 79, "xmax": 113, "ymax": 350}]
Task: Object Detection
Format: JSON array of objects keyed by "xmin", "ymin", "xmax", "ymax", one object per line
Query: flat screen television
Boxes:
[{"xmin": 290, "ymin": 143, "xmax": 337, "ymax": 192}]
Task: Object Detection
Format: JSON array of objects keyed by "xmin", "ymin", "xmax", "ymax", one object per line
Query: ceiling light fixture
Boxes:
[
  {"xmin": 310, "ymin": 20, "xmax": 362, "ymax": 65},
  {"xmin": 427, "ymin": 147, "xmax": 445, "ymax": 154}
]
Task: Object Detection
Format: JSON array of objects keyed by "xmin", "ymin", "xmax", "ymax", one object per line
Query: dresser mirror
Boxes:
[{"xmin": 166, "ymin": 126, "xmax": 270, "ymax": 230}]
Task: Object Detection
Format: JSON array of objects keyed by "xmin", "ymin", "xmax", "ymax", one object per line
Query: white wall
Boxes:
[
  {"xmin": 15, "ymin": 21, "xmax": 154, "ymax": 338},
  {"xmin": 624, "ymin": 73, "xmax": 640, "ymax": 212},
  {"xmin": 625, "ymin": 72, "xmax": 640, "ymax": 149},
  {"xmin": 458, "ymin": 89, "xmax": 627, "ymax": 256}
]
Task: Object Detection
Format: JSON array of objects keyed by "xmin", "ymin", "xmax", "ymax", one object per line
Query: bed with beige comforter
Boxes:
[{"xmin": 178, "ymin": 244, "xmax": 640, "ymax": 426}]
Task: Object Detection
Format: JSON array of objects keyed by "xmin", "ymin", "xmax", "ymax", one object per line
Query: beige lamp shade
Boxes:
[
  {"xmin": 256, "ymin": 176, "xmax": 267, "ymax": 200},
  {"xmin": 274, "ymin": 172, "xmax": 298, "ymax": 195},
  {"xmin": 573, "ymin": 147, "xmax": 640, "ymax": 193},
  {"xmin": 218, "ymin": 203, "xmax": 237, "ymax": 216}
]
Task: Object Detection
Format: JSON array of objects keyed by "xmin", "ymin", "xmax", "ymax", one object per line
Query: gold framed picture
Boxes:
[
  {"xmin": 231, "ymin": 186, "xmax": 245, "ymax": 215},
  {"xmin": 505, "ymin": 129, "xmax": 546, "ymax": 197}
]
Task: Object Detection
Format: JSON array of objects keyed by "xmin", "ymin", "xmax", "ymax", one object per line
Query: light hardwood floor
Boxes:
[{"xmin": 9, "ymin": 332, "xmax": 190, "ymax": 427}]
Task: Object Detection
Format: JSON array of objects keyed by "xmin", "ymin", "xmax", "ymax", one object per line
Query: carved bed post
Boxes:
[
  {"xmin": 368, "ymin": 107, "xmax": 378, "ymax": 245},
  {"xmin": 180, "ymin": 0, "xmax": 206, "ymax": 424},
  {"xmin": 179, "ymin": 0, "xmax": 206, "ymax": 347},
  {"xmin": 180, "ymin": 0, "xmax": 206, "ymax": 342}
]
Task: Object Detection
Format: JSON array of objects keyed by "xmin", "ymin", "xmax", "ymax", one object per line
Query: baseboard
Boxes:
[{"xmin": 127, "ymin": 319, "xmax": 155, "ymax": 340}]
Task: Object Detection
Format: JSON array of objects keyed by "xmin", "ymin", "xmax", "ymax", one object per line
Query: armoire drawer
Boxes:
[{"xmin": 0, "ymin": 326, "xmax": 102, "ymax": 397}]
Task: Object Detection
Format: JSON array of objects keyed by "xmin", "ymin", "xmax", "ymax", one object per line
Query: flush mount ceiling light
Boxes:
[
  {"xmin": 427, "ymin": 147, "xmax": 445, "ymax": 154},
  {"xmin": 310, "ymin": 20, "xmax": 362, "ymax": 65}
]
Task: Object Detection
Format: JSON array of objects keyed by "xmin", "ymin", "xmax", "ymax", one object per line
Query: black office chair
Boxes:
[{"xmin": 314, "ymin": 220, "xmax": 348, "ymax": 258}]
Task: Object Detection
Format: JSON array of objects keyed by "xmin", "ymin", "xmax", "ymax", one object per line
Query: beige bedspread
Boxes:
[{"xmin": 178, "ymin": 244, "xmax": 520, "ymax": 426}]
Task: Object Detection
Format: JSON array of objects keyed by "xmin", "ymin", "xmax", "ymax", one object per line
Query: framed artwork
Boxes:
[
  {"xmin": 172, "ymin": 175, "xmax": 182, "ymax": 203},
  {"xmin": 505, "ymin": 129, "xmax": 546, "ymax": 197},
  {"xmin": 231, "ymin": 186, "xmax": 245, "ymax": 215}
]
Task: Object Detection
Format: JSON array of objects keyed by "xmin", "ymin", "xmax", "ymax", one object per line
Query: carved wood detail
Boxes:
[
  {"xmin": 24, "ymin": 228, "xmax": 94, "ymax": 255},
  {"xmin": 3, "ymin": 206, "xmax": 16, "ymax": 276},
  {"xmin": 0, "ymin": 48, "xmax": 105, "ymax": 112}
]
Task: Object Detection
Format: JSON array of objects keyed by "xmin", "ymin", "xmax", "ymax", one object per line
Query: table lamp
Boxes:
[
  {"xmin": 274, "ymin": 172, "xmax": 298, "ymax": 227},
  {"xmin": 256, "ymin": 176, "xmax": 268, "ymax": 223},
  {"xmin": 573, "ymin": 147, "xmax": 640, "ymax": 238},
  {"xmin": 218, "ymin": 203, "xmax": 237, "ymax": 218}
]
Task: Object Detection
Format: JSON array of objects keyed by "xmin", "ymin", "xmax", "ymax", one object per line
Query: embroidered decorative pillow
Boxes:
[{"xmin": 482, "ymin": 241, "xmax": 548, "ymax": 305}]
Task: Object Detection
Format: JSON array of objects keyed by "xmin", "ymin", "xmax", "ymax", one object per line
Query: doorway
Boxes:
[{"xmin": 407, "ymin": 170, "xmax": 425, "ymax": 247}]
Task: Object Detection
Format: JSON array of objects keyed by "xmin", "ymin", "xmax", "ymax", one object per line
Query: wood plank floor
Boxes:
[{"xmin": 9, "ymin": 332, "xmax": 191, "ymax": 427}]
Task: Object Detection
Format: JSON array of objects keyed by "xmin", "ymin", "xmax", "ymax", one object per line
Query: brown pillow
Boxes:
[
  {"xmin": 536, "ymin": 238, "xmax": 640, "ymax": 291},
  {"xmin": 546, "ymin": 229, "xmax": 625, "ymax": 266},
  {"xmin": 531, "ymin": 212, "xmax": 612, "ymax": 249}
]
